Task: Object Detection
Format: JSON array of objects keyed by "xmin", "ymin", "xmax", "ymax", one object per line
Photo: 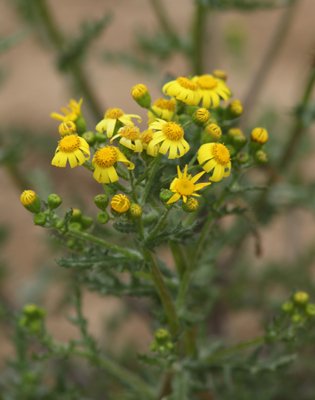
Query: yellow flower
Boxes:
[
  {"xmin": 251, "ymin": 127, "xmax": 268, "ymax": 144},
  {"xmin": 52, "ymin": 134, "xmax": 90, "ymax": 168},
  {"xmin": 148, "ymin": 119, "xmax": 189, "ymax": 159},
  {"xmin": 163, "ymin": 77, "xmax": 201, "ymax": 106},
  {"xmin": 197, "ymin": 143, "xmax": 231, "ymax": 182},
  {"xmin": 59, "ymin": 121, "xmax": 76, "ymax": 137},
  {"xmin": 192, "ymin": 75, "xmax": 231, "ymax": 109},
  {"xmin": 92, "ymin": 145, "xmax": 134, "ymax": 184},
  {"xmin": 51, "ymin": 99, "xmax": 83, "ymax": 122},
  {"xmin": 167, "ymin": 165, "xmax": 211, "ymax": 204},
  {"xmin": 20, "ymin": 190, "xmax": 37, "ymax": 206},
  {"xmin": 147, "ymin": 98, "xmax": 176, "ymax": 124},
  {"xmin": 110, "ymin": 126, "xmax": 143, "ymax": 152},
  {"xmin": 213, "ymin": 70, "xmax": 227, "ymax": 80},
  {"xmin": 140, "ymin": 129, "xmax": 159, "ymax": 156},
  {"xmin": 96, "ymin": 108, "xmax": 141, "ymax": 138},
  {"xmin": 131, "ymin": 84, "xmax": 151, "ymax": 108},
  {"xmin": 111, "ymin": 194, "xmax": 130, "ymax": 213}
]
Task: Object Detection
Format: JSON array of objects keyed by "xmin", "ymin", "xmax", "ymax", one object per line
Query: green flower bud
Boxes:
[
  {"xmin": 291, "ymin": 313, "xmax": 303, "ymax": 324},
  {"xmin": 47, "ymin": 194, "xmax": 62, "ymax": 209},
  {"xmin": 160, "ymin": 189, "xmax": 174, "ymax": 203},
  {"xmin": 95, "ymin": 132, "xmax": 107, "ymax": 143},
  {"xmin": 81, "ymin": 216, "xmax": 93, "ymax": 229},
  {"xmin": 191, "ymin": 108, "xmax": 210, "ymax": 126},
  {"xmin": 103, "ymin": 184, "xmax": 118, "ymax": 196},
  {"xmin": 233, "ymin": 134, "xmax": 247, "ymax": 151},
  {"xmin": 55, "ymin": 220, "xmax": 64, "ymax": 229},
  {"xmin": 226, "ymin": 100, "xmax": 243, "ymax": 119},
  {"xmin": 166, "ymin": 342, "xmax": 174, "ymax": 350},
  {"xmin": 131, "ymin": 84, "xmax": 151, "ymax": 109},
  {"xmin": 182, "ymin": 197, "xmax": 199, "ymax": 213},
  {"xmin": 227, "ymin": 127, "xmax": 243, "ymax": 140},
  {"xmin": 94, "ymin": 194, "xmax": 109, "ymax": 211},
  {"xmin": 236, "ymin": 152, "xmax": 249, "ymax": 164},
  {"xmin": 74, "ymin": 115, "xmax": 87, "ymax": 135},
  {"xmin": 23, "ymin": 304, "xmax": 46, "ymax": 319},
  {"xmin": 155, "ymin": 328, "xmax": 170, "ymax": 343},
  {"xmin": 150, "ymin": 340, "xmax": 158, "ymax": 352},
  {"xmin": 68, "ymin": 222, "xmax": 82, "ymax": 231},
  {"xmin": 201, "ymin": 124, "xmax": 222, "ymax": 144},
  {"xmin": 126, "ymin": 204, "xmax": 143, "ymax": 220},
  {"xmin": 158, "ymin": 346, "xmax": 166, "ymax": 353},
  {"xmin": 66, "ymin": 239, "xmax": 76, "ymax": 248},
  {"xmin": 70, "ymin": 208, "xmax": 82, "ymax": 222},
  {"xmin": 293, "ymin": 291, "xmax": 309, "ymax": 306},
  {"xmin": 254, "ymin": 150, "xmax": 268, "ymax": 164},
  {"xmin": 33, "ymin": 212, "xmax": 47, "ymax": 226},
  {"xmin": 306, "ymin": 304, "xmax": 315, "ymax": 317},
  {"xmin": 282, "ymin": 301, "xmax": 294, "ymax": 314},
  {"xmin": 97, "ymin": 211, "xmax": 110, "ymax": 224},
  {"xmin": 20, "ymin": 190, "xmax": 41, "ymax": 213},
  {"xmin": 82, "ymin": 131, "xmax": 96, "ymax": 146},
  {"xmin": 226, "ymin": 144, "xmax": 236, "ymax": 157}
]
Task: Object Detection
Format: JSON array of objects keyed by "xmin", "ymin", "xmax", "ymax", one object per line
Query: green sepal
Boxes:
[{"xmin": 75, "ymin": 115, "xmax": 87, "ymax": 135}]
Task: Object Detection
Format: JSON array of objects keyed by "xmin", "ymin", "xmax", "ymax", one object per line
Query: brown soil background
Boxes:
[{"xmin": 1, "ymin": 0, "xmax": 315, "ymax": 364}]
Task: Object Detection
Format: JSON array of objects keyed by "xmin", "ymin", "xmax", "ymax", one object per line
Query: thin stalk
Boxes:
[
  {"xmin": 146, "ymin": 207, "xmax": 172, "ymax": 242},
  {"xmin": 169, "ymin": 241, "xmax": 187, "ymax": 278},
  {"xmin": 141, "ymin": 153, "xmax": 163, "ymax": 204},
  {"xmin": 83, "ymin": 161, "xmax": 95, "ymax": 173},
  {"xmin": 148, "ymin": 0, "xmax": 178, "ymax": 41},
  {"xmin": 191, "ymin": 2, "xmax": 207, "ymax": 75},
  {"xmin": 67, "ymin": 228, "xmax": 142, "ymax": 261},
  {"xmin": 73, "ymin": 348, "xmax": 156, "ymax": 399},
  {"xmin": 240, "ymin": 0, "xmax": 300, "ymax": 128},
  {"xmin": 149, "ymin": 106, "xmax": 161, "ymax": 119}
]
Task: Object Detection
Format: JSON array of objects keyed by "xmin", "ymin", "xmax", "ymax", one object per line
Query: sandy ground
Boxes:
[{"xmin": 1, "ymin": 0, "xmax": 315, "ymax": 362}]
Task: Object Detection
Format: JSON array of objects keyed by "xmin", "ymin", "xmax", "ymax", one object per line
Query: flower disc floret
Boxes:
[
  {"xmin": 167, "ymin": 165, "xmax": 211, "ymax": 204},
  {"xmin": 148, "ymin": 119, "xmax": 189, "ymax": 159},
  {"xmin": 198, "ymin": 143, "xmax": 231, "ymax": 182},
  {"xmin": 163, "ymin": 77, "xmax": 201, "ymax": 106},
  {"xmin": 111, "ymin": 194, "xmax": 130, "ymax": 213},
  {"xmin": 52, "ymin": 135, "xmax": 90, "ymax": 168},
  {"xmin": 192, "ymin": 74, "xmax": 231, "ymax": 109},
  {"xmin": 96, "ymin": 108, "xmax": 141, "ymax": 138},
  {"xmin": 111, "ymin": 126, "xmax": 143, "ymax": 152}
]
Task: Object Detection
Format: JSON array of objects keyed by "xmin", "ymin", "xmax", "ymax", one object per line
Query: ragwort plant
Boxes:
[{"xmin": 17, "ymin": 73, "xmax": 315, "ymax": 399}]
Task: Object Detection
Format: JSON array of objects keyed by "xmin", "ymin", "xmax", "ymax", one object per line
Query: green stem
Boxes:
[
  {"xmin": 169, "ymin": 241, "xmax": 187, "ymax": 279},
  {"xmin": 146, "ymin": 207, "xmax": 172, "ymax": 242},
  {"xmin": 67, "ymin": 228, "xmax": 142, "ymax": 261},
  {"xmin": 72, "ymin": 348, "xmax": 156, "ymax": 399},
  {"xmin": 141, "ymin": 153, "xmax": 163, "ymax": 204},
  {"xmin": 149, "ymin": 106, "xmax": 161, "ymax": 119},
  {"xmin": 191, "ymin": 2, "xmax": 207, "ymax": 75},
  {"xmin": 83, "ymin": 160, "xmax": 95, "ymax": 172},
  {"xmin": 116, "ymin": 164, "xmax": 129, "ymax": 180},
  {"xmin": 148, "ymin": 0, "xmax": 178, "ymax": 41}
]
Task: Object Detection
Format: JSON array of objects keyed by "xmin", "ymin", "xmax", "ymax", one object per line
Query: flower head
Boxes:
[
  {"xmin": 228, "ymin": 100, "xmax": 243, "ymax": 116},
  {"xmin": 96, "ymin": 108, "xmax": 141, "ymax": 138},
  {"xmin": 92, "ymin": 145, "xmax": 134, "ymax": 184},
  {"xmin": 201, "ymin": 124, "xmax": 222, "ymax": 143},
  {"xmin": 59, "ymin": 121, "xmax": 76, "ymax": 137},
  {"xmin": 163, "ymin": 77, "xmax": 201, "ymax": 106},
  {"xmin": 251, "ymin": 127, "xmax": 268, "ymax": 144},
  {"xmin": 198, "ymin": 143, "xmax": 231, "ymax": 182},
  {"xmin": 111, "ymin": 194, "xmax": 130, "ymax": 213},
  {"xmin": 52, "ymin": 134, "xmax": 90, "ymax": 168},
  {"xmin": 195, "ymin": 108, "xmax": 210, "ymax": 123},
  {"xmin": 147, "ymin": 98, "xmax": 176, "ymax": 124},
  {"xmin": 213, "ymin": 70, "xmax": 227, "ymax": 80},
  {"xmin": 140, "ymin": 129, "xmax": 159, "ymax": 156},
  {"xmin": 51, "ymin": 99, "xmax": 83, "ymax": 122},
  {"xmin": 20, "ymin": 190, "xmax": 37, "ymax": 206},
  {"xmin": 131, "ymin": 84, "xmax": 151, "ymax": 108},
  {"xmin": 167, "ymin": 165, "xmax": 211, "ymax": 204},
  {"xmin": 110, "ymin": 126, "xmax": 143, "ymax": 152},
  {"xmin": 148, "ymin": 119, "xmax": 189, "ymax": 159},
  {"xmin": 192, "ymin": 74, "xmax": 231, "ymax": 109}
]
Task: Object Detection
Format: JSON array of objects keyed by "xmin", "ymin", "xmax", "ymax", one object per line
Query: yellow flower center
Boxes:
[
  {"xmin": 58, "ymin": 135, "xmax": 81, "ymax": 153},
  {"xmin": 94, "ymin": 146, "xmax": 118, "ymax": 168},
  {"xmin": 20, "ymin": 190, "xmax": 36, "ymax": 206},
  {"xmin": 141, "ymin": 129, "xmax": 154, "ymax": 144},
  {"xmin": 105, "ymin": 108, "xmax": 124, "ymax": 119},
  {"xmin": 111, "ymin": 194, "xmax": 130, "ymax": 213},
  {"xmin": 212, "ymin": 143, "xmax": 230, "ymax": 165},
  {"xmin": 196, "ymin": 75, "xmax": 218, "ymax": 90},
  {"xmin": 177, "ymin": 77, "xmax": 198, "ymax": 91},
  {"xmin": 154, "ymin": 98, "xmax": 176, "ymax": 111},
  {"xmin": 162, "ymin": 122, "xmax": 184, "ymax": 141},
  {"xmin": 176, "ymin": 179, "xmax": 194, "ymax": 196},
  {"xmin": 131, "ymin": 84, "xmax": 148, "ymax": 99},
  {"xmin": 119, "ymin": 126, "xmax": 140, "ymax": 141}
]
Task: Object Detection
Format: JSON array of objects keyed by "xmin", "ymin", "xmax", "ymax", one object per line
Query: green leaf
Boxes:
[{"xmin": 0, "ymin": 30, "xmax": 29, "ymax": 56}]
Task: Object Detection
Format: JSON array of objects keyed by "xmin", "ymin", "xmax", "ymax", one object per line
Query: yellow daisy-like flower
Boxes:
[
  {"xmin": 148, "ymin": 119, "xmax": 189, "ymax": 159},
  {"xmin": 167, "ymin": 165, "xmax": 211, "ymax": 204},
  {"xmin": 51, "ymin": 99, "xmax": 83, "ymax": 122},
  {"xmin": 59, "ymin": 121, "xmax": 77, "ymax": 137},
  {"xmin": 111, "ymin": 194, "xmax": 130, "ymax": 213},
  {"xmin": 192, "ymin": 75, "xmax": 231, "ymax": 109},
  {"xmin": 92, "ymin": 145, "xmax": 134, "ymax": 184},
  {"xmin": 52, "ymin": 134, "xmax": 90, "ymax": 168},
  {"xmin": 147, "ymin": 98, "xmax": 176, "ymax": 124},
  {"xmin": 95, "ymin": 108, "xmax": 141, "ymax": 138},
  {"xmin": 110, "ymin": 126, "xmax": 143, "ymax": 152},
  {"xmin": 163, "ymin": 77, "xmax": 201, "ymax": 106},
  {"xmin": 197, "ymin": 143, "xmax": 231, "ymax": 182},
  {"xmin": 140, "ymin": 129, "xmax": 159, "ymax": 157}
]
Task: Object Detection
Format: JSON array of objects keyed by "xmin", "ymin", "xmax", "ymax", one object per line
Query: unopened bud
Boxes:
[
  {"xmin": 82, "ymin": 131, "xmax": 96, "ymax": 146},
  {"xmin": 111, "ymin": 194, "xmax": 130, "ymax": 213},
  {"xmin": 233, "ymin": 134, "xmax": 247, "ymax": 151},
  {"xmin": 160, "ymin": 189, "xmax": 174, "ymax": 203},
  {"xmin": 94, "ymin": 194, "xmax": 109, "ymax": 211},
  {"xmin": 192, "ymin": 108, "xmax": 210, "ymax": 126},
  {"xmin": 291, "ymin": 313, "xmax": 303, "ymax": 324},
  {"xmin": 68, "ymin": 222, "xmax": 82, "ymax": 231},
  {"xmin": 97, "ymin": 211, "xmax": 110, "ymax": 224},
  {"xmin": 131, "ymin": 84, "xmax": 151, "ymax": 109},
  {"xmin": 282, "ymin": 301, "xmax": 294, "ymax": 314},
  {"xmin": 182, "ymin": 197, "xmax": 199, "ymax": 213},
  {"xmin": 293, "ymin": 291, "xmax": 309, "ymax": 306},
  {"xmin": 213, "ymin": 70, "xmax": 227, "ymax": 80},
  {"xmin": 254, "ymin": 150, "xmax": 268, "ymax": 164},
  {"xmin": 155, "ymin": 329, "xmax": 170, "ymax": 343},
  {"xmin": 228, "ymin": 100, "xmax": 243, "ymax": 118},
  {"xmin": 126, "ymin": 203, "xmax": 143, "ymax": 220},
  {"xmin": 55, "ymin": 220, "xmax": 63, "ymax": 229},
  {"xmin": 201, "ymin": 124, "xmax": 222, "ymax": 143},
  {"xmin": 95, "ymin": 132, "xmax": 107, "ymax": 143},
  {"xmin": 150, "ymin": 340, "xmax": 158, "ymax": 352},
  {"xmin": 33, "ymin": 212, "xmax": 47, "ymax": 226},
  {"xmin": 236, "ymin": 152, "xmax": 249, "ymax": 164},
  {"xmin": 227, "ymin": 127, "xmax": 243, "ymax": 140},
  {"xmin": 74, "ymin": 115, "xmax": 87, "ymax": 135},
  {"xmin": 251, "ymin": 127, "xmax": 268, "ymax": 144},
  {"xmin": 20, "ymin": 190, "xmax": 41, "ymax": 213},
  {"xmin": 59, "ymin": 121, "xmax": 76, "ymax": 136},
  {"xmin": 81, "ymin": 216, "xmax": 93, "ymax": 229},
  {"xmin": 306, "ymin": 304, "xmax": 315, "ymax": 317},
  {"xmin": 70, "ymin": 208, "xmax": 82, "ymax": 222},
  {"xmin": 47, "ymin": 194, "xmax": 62, "ymax": 209}
]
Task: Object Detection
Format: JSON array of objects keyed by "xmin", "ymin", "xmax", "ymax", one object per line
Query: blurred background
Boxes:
[{"xmin": 1, "ymin": 0, "xmax": 315, "ymax": 392}]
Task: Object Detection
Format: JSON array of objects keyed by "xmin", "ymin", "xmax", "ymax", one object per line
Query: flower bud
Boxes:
[
  {"xmin": 291, "ymin": 313, "xmax": 303, "ymax": 324},
  {"xmin": 282, "ymin": 301, "xmax": 294, "ymax": 314},
  {"xmin": 103, "ymin": 184, "xmax": 118, "ymax": 196},
  {"xmin": 233, "ymin": 134, "xmax": 247, "ymax": 151},
  {"xmin": 47, "ymin": 194, "xmax": 62, "ymax": 209},
  {"xmin": 226, "ymin": 144, "xmax": 236, "ymax": 157},
  {"xmin": 306, "ymin": 304, "xmax": 315, "ymax": 317},
  {"xmin": 67, "ymin": 239, "xmax": 76, "ymax": 248},
  {"xmin": 155, "ymin": 328, "xmax": 170, "ymax": 343},
  {"xmin": 95, "ymin": 132, "xmax": 107, "ymax": 143},
  {"xmin": 236, "ymin": 152, "xmax": 249, "ymax": 164},
  {"xmin": 160, "ymin": 189, "xmax": 173, "ymax": 203},
  {"xmin": 68, "ymin": 222, "xmax": 82, "ymax": 231},
  {"xmin": 254, "ymin": 150, "xmax": 268, "ymax": 164},
  {"xmin": 131, "ymin": 84, "xmax": 151, "ymax": 109},
  {"xmin": 150, "ymin": 340, "xmax": 158, "ymax": 352},
  {"xmin": 126, "ymin": 203, "xmax": 143, "ymax": 220},
  {"xmin": 82, "ymin": 131, "xmax": 96, "ymax": 146},
  {"xmin": 251, "ymin": 127, "xmax": 268, "ymax": 144},
  {"xmin": 213, "ymin": 70, "xmax": 227, "ymax": 80},
  {"xmin": 192, "ymin": 108, "xmax": 210, "ymax": 126},
  {"xmin": 166, "ymin": 342, "xmax": 174, "ymax": 350},
  {"xmin": 227, "ymin": 127, "xmax": 243, "ymax": 140},
  {"xmin": 19, "ymin": 304, "xmax": 46, "ymax": 333},
  {"xmin": 20, "ymin": 190, "xmax": 41, "ymax": 213},
  {"xmin": 293, "ymin": 291, "xmax": 309, "ymax": 306},
  {"xmin": 111, "ymin": 194, "xmax": 130, "ymax": 213},
  {"xmin": 70, "ymin": 208, "xmax": 82, "ymax": 222},
  {"xmin": 94, "ymin": 194, "xmax": 109, "ymax": 211},
  {"xmin": 227, "ymin": 100, "xmax": 243, "ymax": 118},
  {"xmin": 182, "ymin": 197, "xmax": 199, "ymax": 213},
  {"xmin": 55, "ymin": 220, "xmax": 64, "ymax": 229},
  {"xmin": 23, "ymin": 303, "xmax": 46, "ymax": 319},
  {"xmin": 201, "ymin": 124, "xmax": 222, "ymax": 144},
  {"xmin": 97, "ymin": 211, "xmax": 110, "ymax": 224},
  {"xmin": 74, "ymin": 115, "xmax": 87, "ymax": 135},
  {"xmin": 59, "ymin": 121, "xmax": 76, "ymax": 136},
  {"xmin": 81, "ymin": 216, "xmax": 93, "ymax": 229},
  {"xmin": 33, "ymin": 212, "xmax": 47, "ymax": 226}
]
